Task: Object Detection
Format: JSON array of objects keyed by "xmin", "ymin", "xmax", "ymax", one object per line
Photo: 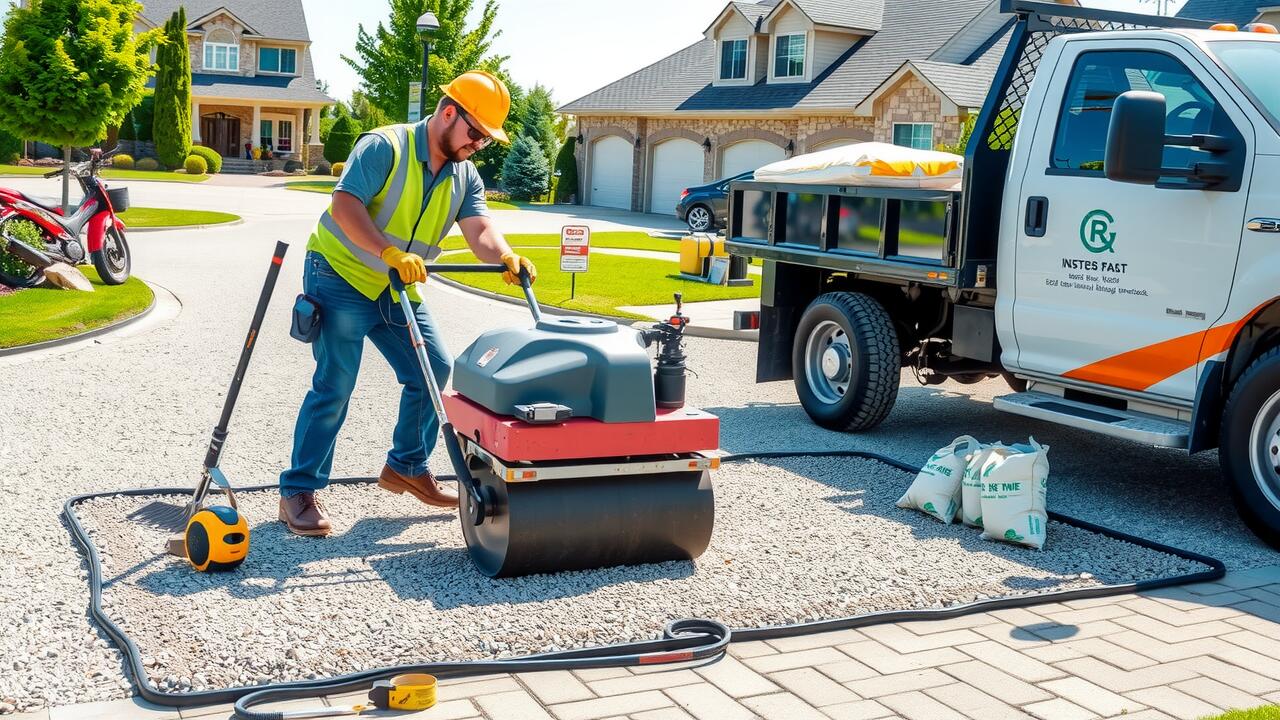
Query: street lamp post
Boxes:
[{"xmin": 416, "ymin": 12, "xmax": 440, "ymax": 122}]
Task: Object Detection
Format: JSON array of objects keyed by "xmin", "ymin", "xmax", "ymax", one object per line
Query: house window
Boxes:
[
  {"xmin": 893, "ymin": 123, "xmax": 934, "ymax": 151},
  {"xmin": 277, "ymin": 120, "xmax": 293, "ymax": 152},
  {"xmin": 720, "ymin": 39, "xmax": 747, "ymax": 80},
  {"xmin": 203, "ymin": 29, "xmax": 239, "ymax": 72},
  {"xmin": 260, "ymin": 119, "xmax": 273, "ymax": 149},
  {"xmin": 774, "ymin": 33, "xmax": 806, "ymax": 78},
  {"xmin": 258, "ymin": 47, "xmax": 297, "ymax": 74}
]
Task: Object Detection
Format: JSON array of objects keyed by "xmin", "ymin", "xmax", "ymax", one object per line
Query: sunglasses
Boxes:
[{"xmin": 456, "ymin": 109, "xmax": 493, "ymax": 148}]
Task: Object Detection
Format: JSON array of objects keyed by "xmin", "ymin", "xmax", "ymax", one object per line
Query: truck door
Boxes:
[{"xmin": 1012, "ymin": 41, "xmax": 1253, "ymax": 402}]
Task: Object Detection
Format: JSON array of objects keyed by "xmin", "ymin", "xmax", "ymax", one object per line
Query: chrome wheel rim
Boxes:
[
  {"xmin": 804, "ymin": 320, "xmax": 852, "ymax": 404},
  {"xmin": 1248, "ymin": 388, "xmax": 1280, "ymax": 512},
  {"xmin": 103, "ymin": 230, "xmax": 127, "ymax": 275},
  {"xmin": 688, "ymin": 207, "xmax": 711, "ymax": 231}
]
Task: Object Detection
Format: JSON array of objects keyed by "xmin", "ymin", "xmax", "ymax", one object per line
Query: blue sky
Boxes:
[{"xmin": 1, "ymin": 0, "xmax": 1190, "ymax": 106}]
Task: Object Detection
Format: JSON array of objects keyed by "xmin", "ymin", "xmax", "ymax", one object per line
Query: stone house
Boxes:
[
  {"xmin": 557, "ymin": 0, "xmax": 1273, "ymax": 215},
  {"xmin": 132, "ymin": 0, "xmax": 334, "ymax": 168}
]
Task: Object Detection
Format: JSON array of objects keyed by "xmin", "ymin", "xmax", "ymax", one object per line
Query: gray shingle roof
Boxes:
[
  {"xmin": 139, "ymin": 0, "xmax": 311, "ymax": 42},
  {"xmin": 732, "ymin": 1, "xmax": 775, "ymax": 26},
  {"xmin": 1177, "ymin": 0, "xmax": 1263, "ymax": 25},
  {"xmin": 559, "ymin": 0, "xmax": 994, "ymax": 115},
  {"xmin": 788, "ymin": 0, "xmax": 883, "ymax": 31}
]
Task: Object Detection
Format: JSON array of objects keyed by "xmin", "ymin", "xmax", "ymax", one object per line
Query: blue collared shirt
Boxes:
[{"xmin": 333, "ymin": 116, "xmax": 488, "ymax": 221}]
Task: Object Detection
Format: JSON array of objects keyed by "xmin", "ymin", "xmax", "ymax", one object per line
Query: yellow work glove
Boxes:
[
  {"xmin": 500, "ymin": 251, "xmax": 537, "ymax": 286},
  {"xmin": 381, "ymin": 246, "xmax": 427, "ymax": 285}
]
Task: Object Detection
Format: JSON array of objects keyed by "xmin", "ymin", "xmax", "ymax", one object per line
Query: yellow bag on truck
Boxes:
[
  {"xmin": 960, "ymin": 443, "xmax": 1007, "ymax": 528},
  {"xmin": 897, "ymin": 436, "xmax": 983, "ymax": 523},
  {"xmin": 752, "ymin": 142, "xmax": 963, "ymax": 190},
  {"xmin": 979, "ymin": 438, "xmax": 1050, "ymax": 549}
]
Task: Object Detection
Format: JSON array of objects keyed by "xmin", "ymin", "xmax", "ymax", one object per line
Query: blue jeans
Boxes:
[{"xmin": 279, "ymin": 251, "xmax": 452, "ymax": 496}]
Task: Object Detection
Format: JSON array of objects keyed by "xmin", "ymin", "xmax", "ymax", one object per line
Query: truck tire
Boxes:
[
  {"xmin": 792, "ymin": 292, "xmax": 900, "ymax": 431},
  {"xmin": 1220, "ymin": 346, "xmax": 1280, "ymax": 548}
]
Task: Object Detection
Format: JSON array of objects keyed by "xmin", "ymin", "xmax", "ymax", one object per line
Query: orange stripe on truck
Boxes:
[{"xmin": 1062, "ymin": 306, "xmax": 1262, "ymax": 391}]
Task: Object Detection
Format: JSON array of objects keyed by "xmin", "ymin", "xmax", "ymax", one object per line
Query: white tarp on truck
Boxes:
[{"xmin": 753, "ymin": 142, "xmax": 963, "ymax": 190}]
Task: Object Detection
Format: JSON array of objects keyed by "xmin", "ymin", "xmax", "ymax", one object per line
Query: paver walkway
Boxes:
[{"xmin": 24, "ymin": 565, "xmax": 1280, "ymax": 720}]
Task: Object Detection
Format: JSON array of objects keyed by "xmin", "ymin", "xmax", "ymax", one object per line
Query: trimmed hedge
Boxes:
[
  {"xmin": 552, "ymin": 137, "xmax": 578, "ymax": 203},
  {"xmin": 184, "ymin": 155, "xmax": 207, "ymax": 175},
  {"xmin": 188, "ymin": 145, "xmax": 222, "ymax": 173},
  {"xmin": 324, "ymin": 116, "xmax": 358, "ymax": 164},
  {"xmin": 136, "ymin": 157, "xmax": 160, "ymax": 171},
  {"xmin": 331, "ymin": 161, "xmax": 345, "ymax": 177},
  {"xmin": 113, "ymin": 153, "xmax": 135, "ymax": 169}
]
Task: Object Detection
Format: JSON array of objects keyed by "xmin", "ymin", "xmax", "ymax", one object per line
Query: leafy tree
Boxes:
[
  {"xmin": 500, "ymin": 135, "xmax": 548, "ymax": 201},
  {"xmin": 350, "ymin": 90, "xmax": 391, "ymax": 132},
  {"xmin": 0, "ymin": 0, "xmax": 157, "ymax": 209},
  {"xmin": 0, "ymin": 126, "xmax": 22, "ymax": 164},
  {"xmin": 520, "ymin": 84, "xmax": 558, "ymax": 165},
  {"xmin": 324, "ymin": 115, "xmax": 359, "ymax": 164},
  {"xmin": 937, "ymin": 114, "xmax": 976, "ymax": 156},
  {"xmin": 552, "ymin": 136, "xmax": 577, "ymax": 204},
  {"xmin": 153, "ymin": 8, "xmax": 192, "ymax": 169},
  {"xmin": 342, "ymin": 0, "xmax": 507, "ymax": 123}
]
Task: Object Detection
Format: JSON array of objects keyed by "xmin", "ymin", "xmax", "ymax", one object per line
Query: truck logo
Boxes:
[{"xmin": 1079, "ymin": 209, "xmax": 1117, "ymax": 254}]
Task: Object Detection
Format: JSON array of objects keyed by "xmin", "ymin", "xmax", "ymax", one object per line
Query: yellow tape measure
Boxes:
[{"xmin": 368, "ymin": 673, "xmax": 437, "ymax": 711}]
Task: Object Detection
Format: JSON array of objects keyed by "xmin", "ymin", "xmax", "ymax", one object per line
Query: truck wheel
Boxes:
[
  {"xmin": 1220, "ymin": 346, "xmax": 1280, "ymax": 548},
  {"xmin": 792, "ymin": 292, "xmax": 900, "ymax": 431}
]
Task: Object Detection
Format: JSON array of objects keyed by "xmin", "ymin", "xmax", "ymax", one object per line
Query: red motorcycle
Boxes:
[{"xmin": 0, "ymin": 149, "xmax": 131, "ymax": 288}]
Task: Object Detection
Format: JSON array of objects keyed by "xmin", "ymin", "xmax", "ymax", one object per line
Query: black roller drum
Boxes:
[{"xmin": 460, "ymin": 467, "xmax": 714, "ymax": 578}]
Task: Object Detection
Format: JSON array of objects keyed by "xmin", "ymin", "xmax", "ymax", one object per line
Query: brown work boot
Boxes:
[
  {"xmin": 278, "ymin": 492, "xmax": 332, "ymax": 536},
  {"xmin": 378, "ymin": 464, "xmax": 459, "ymax": 507}
]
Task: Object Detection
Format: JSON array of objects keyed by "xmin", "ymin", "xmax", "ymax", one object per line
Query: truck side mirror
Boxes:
[{"xmin": 1104, "ymin": 90, "xmax": 1166, "ymax": 185}]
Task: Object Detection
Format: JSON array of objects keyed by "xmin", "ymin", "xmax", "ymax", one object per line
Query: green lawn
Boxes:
[
  {"xmin": 438, "ymin": 247, "xmax": 758, "ymax": 320},
  {"xmin": 286, "ymin": 180, "xmax": 337, "ymax": 194},
  {"xmin": 0, "ymin": 164, "xmax": 210, "ymax": 183},
  {"xmin": 116, "ymin": 207, "xmax": 240, "ymax": 228},
  {"xmin": 488, "ymin": 200, "xmax": 518, "ymax": 210},
  {"xmin": 1201, "ymin": 707, "xmax": 1280, "ymax": 720},
  {"xmin": 440, "ymin": 231, "xmax": 682, "ymax": 254},
  {"xmin": 0, "ymin": 267, "xmax": 153, "ymax": 348}
]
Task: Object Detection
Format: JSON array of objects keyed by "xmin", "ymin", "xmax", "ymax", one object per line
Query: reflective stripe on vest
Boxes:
[{"xmin": 308, "ymin": 123, "xmax": 466, "ymax": 302}]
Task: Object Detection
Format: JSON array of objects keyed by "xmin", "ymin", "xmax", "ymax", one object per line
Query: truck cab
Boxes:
[{"xmin": 725, "ymin": 2, "xmax": 1280, "ymax": 546}]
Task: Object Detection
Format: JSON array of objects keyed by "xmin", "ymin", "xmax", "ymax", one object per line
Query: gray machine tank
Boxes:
[{"xmin": 452, "ymin": 316, "xmax": 656, "ymax": 423}]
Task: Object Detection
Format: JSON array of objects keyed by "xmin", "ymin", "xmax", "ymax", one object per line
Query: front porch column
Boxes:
[
  {"xmin": 309, "ymin": 107, "xmax": 321, "ymax": 144},
  {"xmin": 295, "ymin": 107, "xmax": 304, "ymax": 157},
  {"xmin": 192, "ymin": 101, "xmax": 201, "ymax": 143},
  {"xmin": 251, "ymin": 105, "xmax": 262, "ymax": 154}
]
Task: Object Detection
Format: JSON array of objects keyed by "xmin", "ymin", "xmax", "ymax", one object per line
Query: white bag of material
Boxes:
[
  {"xmin": 960, "ymin": 443, "xmax": 1007, "ymax": 528},
  {"xmin": 752, "ymin": 142, "xmax": 963, "ymax": 190},
  {"xmin": 980, "ymin": 438, "xmax": 1050, "ymax": 549},
  {"xmin": 897, "ymin": 435, "xmax": 983, "ymax": 524}
]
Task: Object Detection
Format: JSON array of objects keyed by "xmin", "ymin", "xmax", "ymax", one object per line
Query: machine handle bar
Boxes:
[{"xmin": 388, "ymin": 264, "xmax": 542, "ymax": 323}]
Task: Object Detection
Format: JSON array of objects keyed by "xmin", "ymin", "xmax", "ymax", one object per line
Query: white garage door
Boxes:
[
  {"xmin": 649, "ymin": 139, "xmax": 704, "ymax": 215},
  {"xmin": 721, "ymin": 140, "xmax": 786, "ymax": 179},
  {"xmin": 590, "ymin": 136, "xmax": 633, "ymax": 210}
]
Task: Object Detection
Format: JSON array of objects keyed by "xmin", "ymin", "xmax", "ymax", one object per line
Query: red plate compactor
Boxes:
[{"xmin": 388, "ymin": 266, "xmax": 718, "ymax": 578}]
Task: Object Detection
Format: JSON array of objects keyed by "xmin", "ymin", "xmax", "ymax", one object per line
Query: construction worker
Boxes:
[{"xmin": 278, "ymin": 71, "xmax": 536, "ymax": 536}]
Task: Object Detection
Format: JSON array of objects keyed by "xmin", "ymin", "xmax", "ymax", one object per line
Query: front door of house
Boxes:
[{"xmin": 200, "ymin": 114, "xmax": 241, "ymax": 158}]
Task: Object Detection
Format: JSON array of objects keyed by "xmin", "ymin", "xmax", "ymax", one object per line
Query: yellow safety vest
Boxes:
[{"xmin": 307, "ymin": 123, "xmax": 464, "ymax": 303}]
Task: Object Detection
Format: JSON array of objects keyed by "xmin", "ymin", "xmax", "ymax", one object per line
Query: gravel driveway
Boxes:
[{"xmin": 0, "ymin": 186, "xmax": 1276, "ymax": 712}]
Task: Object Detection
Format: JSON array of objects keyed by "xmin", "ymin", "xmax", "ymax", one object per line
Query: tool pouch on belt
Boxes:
[{"xmin": 290, "ymin": 293, "xmax": 323, "ymax": 343}]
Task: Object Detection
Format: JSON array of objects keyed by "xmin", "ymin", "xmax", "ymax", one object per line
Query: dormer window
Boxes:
[
  {"xmin": 774, "ymin": 33, "xmax": 805, "ymax": 78},
  {"xmin": 720, "ymin": 39, "xmax": 747, "ymax": 80},
  {"xmin": 203, "ymin": 28, "xmax": 239, "ymax": 72}
]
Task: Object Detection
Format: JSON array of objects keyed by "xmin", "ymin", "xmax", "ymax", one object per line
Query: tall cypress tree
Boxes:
[{"xmin": 153, "ymin": 8, "xmax": 192, "ymax": 168}]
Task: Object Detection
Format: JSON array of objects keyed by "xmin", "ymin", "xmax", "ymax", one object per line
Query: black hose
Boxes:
[{"xmin": 61, "ymin": 449, "xmax": 1225, "ymax": 719}]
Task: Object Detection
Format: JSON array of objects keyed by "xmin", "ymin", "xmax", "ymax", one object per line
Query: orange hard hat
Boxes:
[{"xmin": 439, "ymin": 71, "xmax": 511, "ymax": 144}]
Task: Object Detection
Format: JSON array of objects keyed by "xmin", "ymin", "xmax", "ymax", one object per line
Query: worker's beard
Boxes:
[{"xmin": 443, "ymin": 118, "xmax": 477, "ymax": 162}]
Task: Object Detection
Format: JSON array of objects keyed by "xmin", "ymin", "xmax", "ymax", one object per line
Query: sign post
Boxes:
[
  {"xmin": 407, "ymin": 82, "xmax": 423, "ymax": 123},
  {"xmin": 560, "ymin": 225, "xmax": 590, "ymax": 300}
]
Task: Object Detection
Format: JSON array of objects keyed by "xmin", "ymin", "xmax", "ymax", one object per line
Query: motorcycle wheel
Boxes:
[
  {"xmin": 0, "ymin": 217, "xmax": 46, "ymax": 289},
  {"xmin": 92, "ymin": 226, "xmax": 130, "ymax": 285}
]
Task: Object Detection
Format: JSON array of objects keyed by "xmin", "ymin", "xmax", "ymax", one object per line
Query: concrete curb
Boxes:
[
  {"xmin": 431, "ymin": 274, "xmax": 758, "ymax": 342},
  {"xmin": 126, "ymin": 217, "xmax": 245, "ymax": 233},
  {"xmin": 0, "ymin": 279, "xmax": 179, "ymax": 357}
]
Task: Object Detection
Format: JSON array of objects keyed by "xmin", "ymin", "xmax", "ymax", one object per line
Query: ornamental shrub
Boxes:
[
  {"xmin": 113, "ymin": 153, "xmax": 135, "ymax": 169},
  {"xmin": 184, "ymin": 154, "xmax": 207, "ymax": 175},
  {"xmin": 188, "ymin": 145, "xmax": 221, "ymax": 173},
  {"xmin": 136, "ymin": 157, "xmax": 160, "ymax": 171}
]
